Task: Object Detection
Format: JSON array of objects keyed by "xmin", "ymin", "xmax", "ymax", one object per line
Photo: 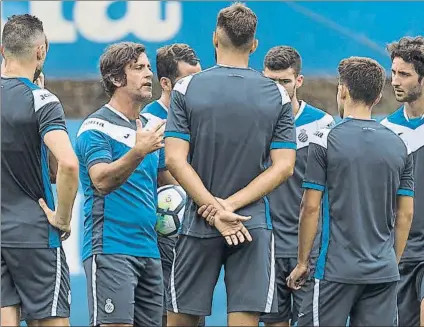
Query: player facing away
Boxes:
[
  {"xmin": 1, "ymin": 14, "xmax": 79, "ymax": 327},
  {"xmin": 164, "ymin": 3, "xmax": 297, "ymax": 326},
  {"xmin": 260, "ymin": 46, "xmax": 334, "ymax": 327},
  {"xmin": 75, "ymin": 42, "xmax": 166, "ymax": 326},
  {"xmin": 381, "ymin": 36, "xmax": 424, "ymax": 327},
  {"xmin": 286, "ymin": 57, "xmax": 415, "ymax": 326},
  {"xmin": 141, "ymin": 43, "xmax": 202, "ymax": 327}
]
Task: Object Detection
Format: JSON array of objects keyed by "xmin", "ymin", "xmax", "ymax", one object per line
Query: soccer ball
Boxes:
[{"xmin": 155, "ymin": 185, "xmax": 187, "ymax": 237}]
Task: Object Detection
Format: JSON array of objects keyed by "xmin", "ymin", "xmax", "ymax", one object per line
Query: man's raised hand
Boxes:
[{"xmin": 134, "ymin": 118, "xmax": 166, "ymax": 157}]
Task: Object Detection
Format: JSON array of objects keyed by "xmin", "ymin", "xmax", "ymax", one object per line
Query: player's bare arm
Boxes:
[
  {"xmin": 165, "ymin": 136, "xmax": 252, "ymax": 245},
  {"xmin": 287, "ymin": 188, "xmax": 322, "ymax": 290},
  {"xmin": 39, "ymin": 129, "xmax": 79, "ymax": 237},
  {"xmin": 48, "ymin": 151, "xmax": 58, "ymax": 183},
  {"xmin": 89, "ymin": 119, "xmax": 165, "ymax": 195},
  {"xmin": 394, "ymin": 195, "xmax": 414, "ymax": 263},
  {"xmin": 224, "ymin": 148, "xmax": 295, "ymax": 212},
  {"xmin": 158, "ymin": 170, "xmax": 179, "ymax": 186}
]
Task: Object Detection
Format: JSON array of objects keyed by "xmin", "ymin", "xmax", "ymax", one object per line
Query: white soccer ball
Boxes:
[{"xmin": 155, "ymin": 185, "xmax": 186, "ymax": 237}]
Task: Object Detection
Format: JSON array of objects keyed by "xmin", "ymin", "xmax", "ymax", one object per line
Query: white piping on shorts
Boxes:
[
  {"xmin": 92, "ymin": 255, "xmax": 98, "ymax": 326},
  {"xmin": 313, "ymin": 278, "xmax": 320, "ymax": 326},
  {"xmin": 51, "ymin": 247, "xmax": 62, "ymax": 316},
  {"xmin": 170, "ymin": 248, "xmax": 179, "ymax": 313},
  {"xmin": 264, "ymin": 233, "xmax": 276, "ymax": 313}
]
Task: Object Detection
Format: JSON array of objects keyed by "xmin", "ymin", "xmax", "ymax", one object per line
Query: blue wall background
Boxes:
[{"xmin": 2, "ymin": 1, "xmax": 424, "ymax": 79}]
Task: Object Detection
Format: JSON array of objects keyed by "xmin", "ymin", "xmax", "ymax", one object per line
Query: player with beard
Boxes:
[
  {"xmin": 381, "ymin": 36, "xmax": 424, "ymax": 327},
  {"xmin": 260, "ymin": 46, "xmax": 334, "ymax": 326},
  {"xmin": 75, "ymin": 42, "xmax": 167, "ymax": 326},
  {"xmin": 1, "ymin": 14, "xmax": 79, "ymax": 327},
  {"xmin": 141, "ymin": 43, "xmax": 203, "ymax": 327},
  {"xmin": 287, "ymin": 57, "xmax": 414, "ymax": 326}
]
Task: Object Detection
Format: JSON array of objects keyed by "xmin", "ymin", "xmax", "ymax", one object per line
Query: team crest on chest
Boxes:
[{"xmin": 298, "ymin": 129, "xmax": 308, "ymax": 143}]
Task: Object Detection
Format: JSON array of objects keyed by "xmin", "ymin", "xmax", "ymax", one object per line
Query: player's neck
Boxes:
[
  {"xmin": 404, "ymin": 96, "xmax": 424, "ymax": 118},
  {"xmin": 159, "ymin": 92, "xmax": 170, "ymax": 110},
  {"xmin": 344, "ymin": 103, "xmax": 372, "ymax": 120},
  {"xmin": 2, "ymin": 59, "xmax": 36, "ymax": 82},
  {"xmin": 108, "ymin": 93, "xmax": 143, "ymax": 121},
  {"xmin": 291, "ymin": 97, "xmax": 300, "ymax": 117},
  {"xmin": 216, "ymin": 51, "xmax": 249, "ymax": 68}
]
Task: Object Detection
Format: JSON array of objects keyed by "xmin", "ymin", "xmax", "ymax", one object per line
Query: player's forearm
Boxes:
[
  {"xmin": 297, "ymin": 201, "xmax": 320, "ymax": 266},
  {"xmin": 92, "ymin": 149, "xmax": 145, "ymax": 195},
  {"xmin": 394, "ymin": 208, "xmax": 414, "ymax": 263},
  {"xmin": 158, "ymin": 170, "xmax": 179, "ymax": 187},
  {"xmin": 166, "ymin": 158, "xmax": 223, "ymax": 211},
  {"xmin": 226, "ymin": 161, "xmax": 294, "ymax": 211},
  {"xmin": 55, "ymin": 158, "xmax": 79, "ymax": 227}
]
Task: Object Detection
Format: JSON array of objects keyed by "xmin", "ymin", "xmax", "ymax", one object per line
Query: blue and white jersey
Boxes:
[
  {"xmin": 381, "ymin": 106, "xmax": 424, "ymax": 262},
  {"xmin": 268, "ymin": 101, "xmax": 334, "ymax": 258},
  {"xmin": 141, "ymin": 100, "xmax": 168, "ymax": 172},
  {"xmin": 75, "ymin": 105, "xmax": 165, "ymax": 260}
]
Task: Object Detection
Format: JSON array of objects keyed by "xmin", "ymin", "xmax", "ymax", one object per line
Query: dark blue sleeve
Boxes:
[
  {"xmin": 302, "ymin": 135, "xmax": 328, "ymax": 192},
  {"xmin": 270, "ymin": 102, "xmax": 296, "ymax": 150},
  {"xmin": 397, "ymin": 153, "xmax": 414, "ymax": 197},
  {"xmin": 35, "ymin": 91, "xmax": 67, "ymax": 139},
  {"xmin": 76, "ymin": 130, "xmax": 113, "ymax": 170},
  {"xmin": 164, "ymin": 89, "xmax": 191, "ymax": 142}
]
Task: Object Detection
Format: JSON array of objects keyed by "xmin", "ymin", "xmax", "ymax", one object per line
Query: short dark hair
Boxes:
[
  {"xmin": 387, "ymin": 36, "xmax": 424, "ymax": 81},
  {"xmin": 100, "ymin": 42, "xmax": 146, "ymax": 97},
  {"xmin": 216, "ymin": 2, "xmax": 257, "ymax": 51},
  {"xmin": 264, "ymin": 46, "xmax": 302, "ymax": 75},
  {"xmin": 156, "ymin": 44, "xmax": 199, "ymax": 83},
  {"xmin": 338, "ymin": 57, "xmax": 386, "ymax": 106},
  {"xmin": 2, "ymin": 14, "xmax": 44, "ymax": 57}
]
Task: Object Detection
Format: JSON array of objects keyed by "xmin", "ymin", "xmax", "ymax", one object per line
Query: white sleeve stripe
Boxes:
[
  {"xmin": 173, "ymin": 75, "xmax": 193, "ymax": 95},
  {"xmin": 310, "ymin": 128, "xmax": 331, "ymax": 149},
  {"xmin": 276, "ymin": 84, "xmax": 291, "ymax": 106},
  {"xmin": 33, "ymin": 89, "xmax": 60, "ymax": 112}
]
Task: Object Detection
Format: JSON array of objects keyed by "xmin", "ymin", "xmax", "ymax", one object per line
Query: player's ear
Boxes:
[
  {"xmin": 372, "ymin": 92, "xmax": 383, "ymax": 107},
  {"xmin": 110, "ymin": 76, "xmax": 122, "ymax": 88},
  {"xmin": 212, "ymin": 31, "xmax": 218, "ymax": 49},
  {"xmin": 338, "ymin": 84, "xmax": 348, "ymax": 101},
  {"xmin": 296, "ymin": 74, "xmax": 304, "ymax": 88},
  {"xmin": 250, "ymin": 39, "xmax": 258, "ymax": 54},
  {"xmin": 37, "ymin": 44, "xmax": 47, "ymax": 61},
  {"xmin": 160, "ymin": 77, "xmax": 172, "ymax": 92}
]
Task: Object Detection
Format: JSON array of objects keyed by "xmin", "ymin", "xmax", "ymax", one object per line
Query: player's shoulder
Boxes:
[
  {"xmin": 141, "ymin": 100, "xmax": 167, "ymax": 120},
  {"xmin": 77, "ymin": 106, "xmax": 112, "ymax": 138},
  {"xmin": 18, "ymin": 78, "xmax": 61, "ymax": 112},
  {"xmin": 2, "ymin": 76, "xmax": 60, "ymax": 112},
  {"xmin": 310, "ymin": 125, "xmax": 333, "ymax": 149},
  {"xmin": 380, "ymin": 106, "xmax": 410, "ymax": 132},
  {"xmin": 31, "ymin": 88, "xmax": 61, "ymax": 113},
  {"xmin": 173, "ymin": 68, "xmax": 208, "ymax": 95},
  {"xmin": 298, "ymin": 102, "xmax": 335, "ymax": 128}
]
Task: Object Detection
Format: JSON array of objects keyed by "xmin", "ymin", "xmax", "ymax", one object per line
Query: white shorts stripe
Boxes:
[
  {"xmin": 92, "ymin": 255, "xmax": 98, "ymax": 326},
  {"xmin": 170, "ymin": 248, "xmax": 179, "ymax": 313},
  {"xmin": 313, "ymin": 278, "xmax": 320, "ymax": 326},
  {"xmin": 264, "ymin": 232, "xmax": 276, "ymax": 313},
  {"xmin": 51, "ymin": 247, "xmax": 62, "ymax": 316}
]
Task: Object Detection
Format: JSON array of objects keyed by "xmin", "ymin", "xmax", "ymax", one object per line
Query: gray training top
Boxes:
[
  {"xmin": 303, "ymin": 117, "xmax": 414, "ymax": 284},
  {"xmin": 1, "ymin": 76, "xmax": 67, "ymax": 248},
  {"xmin": 269, "ymin": 101, "xmax": 334, "ymax": 258},
  {"xmin": 164, "ymin": 65, "xmax": 296, "ymax": 238},
  {"xmin": 381, "ymin": 106, "xmax": 424, "ymax": 262}
]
